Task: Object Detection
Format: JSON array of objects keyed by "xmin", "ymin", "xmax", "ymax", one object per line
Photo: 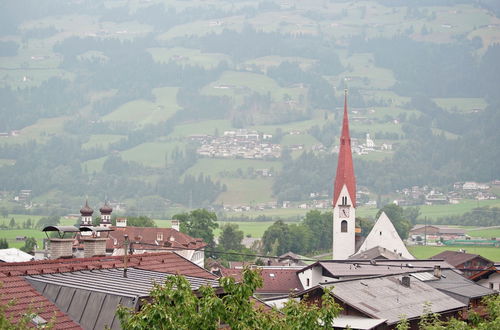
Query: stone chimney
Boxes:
[
  {"xmin": 116, "ymin": 218, "xmax": 127, "ymax": 228},
  {"xmin": 49, "ymin": 238, "xmax": 74, "ymax": 259},
  {"xmin": 433, "ymin": 265, "xmax": 442, "ymax": 279},
  {"xmin": 171, "ymin": 219, "xmax": 180, "ymax": 231},
  {"xmin": 82, "ymin": 237, "xmax": 108, "ymax": 258}
]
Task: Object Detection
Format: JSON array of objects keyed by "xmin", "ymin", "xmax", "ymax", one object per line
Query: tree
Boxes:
[
  {"xmin": 124, "ymin": 216, "xmax": 156, "ymax": 228},
  {"xmin": 0, "ymin": 207, "xmax": 8, "ymax": 218},
  {"xmin": 218, "ymin": 223, "xmax": 244, "ymax": 251},
  {"xmin": 117, "ymin": 268, "xmax": 341, "ymax": 329},
  {"xmin": 404, "ymin": 206, "xmax": 421, "ymax": 225},
  {"xmin": 302, "ymin": 210, "xmax": 332, "ymax": 251},
  {"xmin": 36, "ymin": 216, "xmax": 60, "ymax": 229},
  {"xmin": 261, "ymin": 220, "xmax": 291, "ymax": 255},
  {"xmin": 376, "ymin": 204, "xmax": 411, "ymax": 239},
  {"xmin": 173, "ymin": 209, "xmax": 218, "ymax": 247},
  {"xmin": 20, "ymin": 237, "xmax": 37, "ymax": 253},
  {"xmin": 0, "ymin": 238, "xmax": 8, "ymax": 249},
  {"xmin": 8, "ymin": 218, "xmax": 16, "ymax": 229}
]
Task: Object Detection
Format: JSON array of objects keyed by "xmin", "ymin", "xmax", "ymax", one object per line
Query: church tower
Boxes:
[
  {"xmin": 332, "ymin": 90, "xmax": 356, "ymax": 259},
  {"xmin": 80, "ymin": 200, "xmax": 94, "ymax": 228}
]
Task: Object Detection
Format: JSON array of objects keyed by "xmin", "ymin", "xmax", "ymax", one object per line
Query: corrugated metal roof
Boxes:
[
  {"xmin": 26, "ymin": 267, "xmax": 219, "ymax": 298},
  {"xmin": 322, "ymin": 274, "xmax": 466, "ymax": 325}
]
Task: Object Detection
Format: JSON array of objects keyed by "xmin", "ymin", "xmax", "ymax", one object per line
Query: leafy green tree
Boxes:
[
  {"xmin": 218, "ymin": 223, "xmax": 244, "ymax": 252},
  {"xmin": 121, "ymin": 216, "xmax": 156, "ymax": 228},
  {"xmin": 8, "ymin": 218, "xmax": 16, "ymax": 229},
  {"xmin": 262, "ymin": 220, "xmax": 291, "ymax": 255},
  {"xmin": 173, "ymin": 209, "xmax": 218, "ymax": 247},
  {"xmin": 404, "ymin": 206, "xmax": 421, "ymax": 225},
  {"xmin": 376, "ymin": 204, "xmax": 411, "ymax": 239},
  {"xmin": 288, "ymin": 224, "xmax": 312, "ymax": 255},
  {"xmin": 0, "ymin": 238, "xmax": 8, "ymax": 249},
  {"xmin": 117, "ymin": 268, "xmax": 341, "ymax": 329},
  {"xmin": 20, "ymin": 237, "xmax": 37, "ymax": 253},
  {"xmin": 303, "ymin": 210, "xmax": 332, "ymax": 251},
  {"xmin": 36, "ymin": 216, "xmax": 60, "ymax": 229}
]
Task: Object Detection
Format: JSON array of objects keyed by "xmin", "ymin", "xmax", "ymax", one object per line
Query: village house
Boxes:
[
  {"xmin": 470, "ymin": 264, "xmax": 500, "ymax": 291},
  {"xmin": 409, "ymin": 225, "xmax": 466, "ymax": 242},
  {"xmin": 430, "ymin": 250, "xmax": 494, "ymax": 278},
  {"xmin": 0, "ymin": 252, "xmax": 219, "ymax": 329},
  {"xmin": 71, "ymin": 202, "xmax": 207, "ymax": 267}
]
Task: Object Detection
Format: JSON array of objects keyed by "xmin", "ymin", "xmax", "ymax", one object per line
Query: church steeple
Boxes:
[{"xmin": 333, "ymin": 89, "xmax": 356, "ymax": 207}]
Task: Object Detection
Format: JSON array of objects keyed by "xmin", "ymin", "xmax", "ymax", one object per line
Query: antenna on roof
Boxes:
[{"xmin": 123, "ymin": 234, "xmax": 129, "ymax": 278}]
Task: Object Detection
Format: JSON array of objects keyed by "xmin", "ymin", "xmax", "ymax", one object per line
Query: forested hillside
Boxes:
[{"xmin": 0, "ymin": 0, "xmax": 499, "ymax": 216}]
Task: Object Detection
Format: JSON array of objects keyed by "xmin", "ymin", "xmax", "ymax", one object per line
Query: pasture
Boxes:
[
  {"xmin": 408, "ymin": 245, "xmax": 500, "ymax": 261},
  {"xmin": 433, "ymin": 98, "xmax": 487, "ymax": 113},
  {"xmin": 148, "ymin": 47, "xmax": 231, "ymax": 69},
  {"xmin": 184, "ymin": 158, "xmax": 283, "ymax": 178}
]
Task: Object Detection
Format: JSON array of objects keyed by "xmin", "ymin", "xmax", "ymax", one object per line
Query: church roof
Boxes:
[
  {"xmin": 79, "ymin": 200, "xmax": 93, "ymax": 216},
  {"xmin": 333, "ymin": 90, "xmax": 356, "ymax": 207},
  {"xmin": 355, "ymin": 212, "xmax": 414, "ymax": 259}
]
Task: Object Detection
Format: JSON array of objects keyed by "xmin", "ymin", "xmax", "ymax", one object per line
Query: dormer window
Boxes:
[{"xmin": 157, "ymin": 232, "xmax": 163, "ymax": 241}]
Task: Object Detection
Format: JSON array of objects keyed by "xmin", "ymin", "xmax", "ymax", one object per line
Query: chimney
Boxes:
[
  {"xmin": 434, "ymin": 265, "xmax": 442, "ymax": 279},
  {"xmin": 82, "ymin": 237, "xmax": 108, "ymax": 258},
  {"xmin": 401, "ymin": 275, "xmax": 411, "ymax": 288},
  {"xmin": 116, "ymin": 218, "xmax": 127, "ymax": 228},
  {"xmin": 171, "ymin": 219, "xmax": 180, "ymax": 231},
  {"xmin": 49, "ymin": 238, "xmax": 74, "ymax": 259}
]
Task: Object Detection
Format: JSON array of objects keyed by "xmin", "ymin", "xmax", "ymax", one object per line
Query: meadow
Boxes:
[{"xmin": 408, "ymin": 245, "xmax": 500, "ymax": 261}]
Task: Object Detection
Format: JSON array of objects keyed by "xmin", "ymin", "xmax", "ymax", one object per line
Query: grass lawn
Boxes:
[
  {"xmin": 148, "ymin": 47, "xmax": 231, "ymax": 69},
  {"xmin": 0, "ymin": 229, "xmax": 46, "ymax": 250},
  {"xmin": 81, "ymin": 134, "xmax": 125, "ymax": 150},
  {"xmin": 418, "ymin": 199, "xmax": 500, "ymax": 220},
  {"xmin": 169, "ymin": 120, "xmax": 234, "ymax": 138},
  {"xmin": 216, "ymin": 178, "xmax": 275, "ymax": 205},
  {"xmin": 433, "ymin": 97, "xmax": 487, "ymax": 113},
  {"xmin": 281, "ymin": 134, "xmax": 320, "ymax": 149},
  {"xmin": 467, "ymin": 228, "xmax": 500, "ymax": 239},
  {"xmin": 214, "ymin": 220, "xmax": 298, "ymax": 238},
  {"xmin": 120, "ymin": 140, "xmax": 186, "ymax": 168},
  {"xmin": 408, "ymin": 245, "xmax": 500, "ymax": 261},
  {"xmin": 185, "ymin": 158, "xmax": 282, "ymax": 178}
]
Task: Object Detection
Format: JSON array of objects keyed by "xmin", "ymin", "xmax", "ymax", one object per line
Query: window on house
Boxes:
[
  {"xmin": 157, "ymin": 232, "xmax": 163, "ymax": 241},
  {"xmin": 306, "ymin": 278, "xmax": 310, "ymax": 287},
  {"xmin": 490, "ymin": 283, "xmax": 494, "ymax": 289},
  {"xmin": 341, "ymin": 220, "xmax": 348, "ymax": 233}
]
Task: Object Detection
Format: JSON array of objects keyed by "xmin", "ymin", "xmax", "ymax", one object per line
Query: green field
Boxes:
[
  {"xmin": 433, "ymin": 97, "xmax": 487, "ymax": 113},
  {"xmin": 148, "ymin": 47, "xmax": 231, "ymax": 69},
  {"xmin": 418, "ymin": 199, "xmax": 500, "ymax": 220},
  {"xmin": 214, "ymin": 220, "xmax": 298, "ymax": 238},
  {"xmin": 185, "ymin": 158, "xmax": 282, "ymax": 178},
  {"xmin": 467, "ymin": 228, "xmax": 500, "ymax": 239},
  {"xmin": 0, "ymin": 229, "xmax": 46, "ymax": 250},
  {"xmin": 408, "ymin": 245, "xmax": 500, "ymax": 261}
]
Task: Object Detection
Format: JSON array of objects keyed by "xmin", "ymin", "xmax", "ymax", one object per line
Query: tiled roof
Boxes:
[
  {"xmin": 430, "ymin": 251, "xmax": 493, "ymax": 267},
  {"xmin": 0, "ymin": 252, "xmax": 216, "ymax": 329},
  {"xmin": 349, "ymin": 246, "xmax": 403, "ymax": 260},
  {"xmin": 106, "ymin": 226, "xmax": 207, "ymax": 250},
  {"xmin": 221, "ymin": 267, "xmax": 303, "ymax": 294}
]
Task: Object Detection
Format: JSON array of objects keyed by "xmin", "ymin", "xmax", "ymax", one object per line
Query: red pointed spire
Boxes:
[{"xmin": 333, "ymin": 89, "xmax": 356, "ymax": 207}]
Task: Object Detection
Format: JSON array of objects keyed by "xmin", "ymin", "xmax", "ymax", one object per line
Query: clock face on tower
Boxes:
[{"xmin": 339, "ymin": 206, "xmax": 350, "ymax": 218}]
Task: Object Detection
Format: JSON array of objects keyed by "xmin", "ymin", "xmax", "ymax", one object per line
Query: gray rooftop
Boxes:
[
  {"xmin": 305, "ymin": 260, "xmax": 456, "ymax": 278},
  {"xmin": 323, "ymin": 274, "xmax": 466, "ymax": 325},
  {"xmin": 26, "ymin": 267, "xmax": 220, "ymax": 330},
  {"xmin": 415, "ymin": 270, "xmax": 496, "ymax": 305}
]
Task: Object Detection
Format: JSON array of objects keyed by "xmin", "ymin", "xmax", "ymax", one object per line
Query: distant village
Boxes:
[{"xmin": 191, "ymin": 129, "xmax": 281, "ymax": 159}]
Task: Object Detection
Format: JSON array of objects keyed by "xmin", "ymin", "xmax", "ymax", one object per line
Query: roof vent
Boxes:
[
  {"xmin": 30, "ymin": 314, "xmax": 47, "ymax": 326},
  {"xmin": 401, "ymin": 275, "xmax": 411, "ymax": 288},
  {"xmin": 433, "ymin": 265, "xmax": 442, "ymax": 279}
]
